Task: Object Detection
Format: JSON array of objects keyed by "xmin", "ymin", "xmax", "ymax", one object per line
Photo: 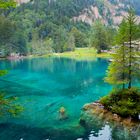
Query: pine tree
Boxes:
[
  {"xmin": 126, "ymin": 9, "xmax": 138, "ymax": 89},
  {"xmin": 105, "ymin": 20, "xmax": 128, "ymax": 89},
  {"xmin": 105, "ymin": 9, "xmax": 140, "ymax": 89},
  {"xmin": 105, "ymin": 47, "xmax": 129, "ymax": 88},
  {"xmin": 67, "ymin": 33, "xmax": 75, "ymax": 51},
  {"xmin": 89, "ymin": 20, "xmax": 114, "ymax": 53}
]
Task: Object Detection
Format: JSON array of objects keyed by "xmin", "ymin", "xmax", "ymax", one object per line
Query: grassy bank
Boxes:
[
  {"xmin": 53, "ymin": 48, "xmax": 112, "ymax": 60},
  {"xmin": 2, "ymin": 48, "xmax": 112, "ymax": 60}
]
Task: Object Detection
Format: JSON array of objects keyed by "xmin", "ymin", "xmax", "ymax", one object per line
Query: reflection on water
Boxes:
[
  {"xmin": 0, "ymin": 57, "xmax": 139, "ymax": 140},
  {"xmin": 80, "ymin": 110, "xmax": 139, "ymax": 140}
]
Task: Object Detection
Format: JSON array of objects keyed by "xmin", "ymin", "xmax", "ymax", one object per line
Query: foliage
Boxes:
[
  {"xmin": 0, "ymin": 56, "xmax": 23, "ymax": 117},
  {"xmin": 0, "ymin": 0, "xmax": 16, "ymax": 9},
  {"xmin": 126, "ymin": 9, "xmax": 139, "ymax": 89},
  {"xmin": 104, "ymin": 10, "xmax": 140, "ymax": 119},
  {"xmin": 70, "ymin": 27, "xmax": 88, "ymax": 48},
  {"xmin": 0, "ymin": 0, "xmax": 139, "ymax": 56},
  {"xmin": 89, "ymin": 21, "xmax": 115, "ymax": 53},
  {"xmin": 100, "ymin": 88, "xmax": 140, "ymax": 119},
  {"xmin": 0, "ymin": 15, "xmax": 28, "ymax": 55},
  {"xmin": 0, "ymin": 16, "xmax": 15, "ymax": 46},
  {"xmin": 0, "ymin": 93, "xmax": 23, "ymax": 117},
  {"xmin": 4, "ymin": 0, "xmax": 116, "ymax": 55},
  {"xmin": 0, "ymin": 70, "xmax": 8, "ymax": 76},
  {"xmin": 0, "ymin": 71, "xmax": 23, "ymax": 117},
  {"xmin": 105, "ymin": 9, "xmax": 140, "ymax": 89},
  {"xmin": 105, "ymin": 45, "xmax": 129, "ymax": 86},
  {"xmin": 5, "ymin": 0, "xmax": 93, "ymax": 54},
  {"xmin": 55, "ymin": 48, "xmax": 97, "ymax": 60},
  {"xmin": 0, "ymin": 0, "xmax": 23, "ymax": 56}
]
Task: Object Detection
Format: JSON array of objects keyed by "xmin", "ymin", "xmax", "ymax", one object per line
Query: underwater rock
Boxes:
[
  {"xmin": 59, "ymin": 107, "xmax": 65, "ymax": 114},
  {"xmin": 59, "ymin": 107, "xmax": 68, "ymax": 120},
  {"xmin": 82, "ymin": 101, "xmax": 140, "ymax": 129},
  {"xmin": 82, "ymin": 104, "xmax": 91, "ymax": 111},
  {"xmin": 83, "ymin": 103, "xmax": 104, "ymax": 112}
]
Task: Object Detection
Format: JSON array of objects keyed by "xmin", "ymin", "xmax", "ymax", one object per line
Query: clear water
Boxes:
[{"xmin": 0, "ymin": 57, "xmax": 138, "ymax": 140}]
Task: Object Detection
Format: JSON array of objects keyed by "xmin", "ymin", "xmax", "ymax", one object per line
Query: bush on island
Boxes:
[{"xmin": 100, "ymin": 88, "xmax": 140, "ymax": 119}]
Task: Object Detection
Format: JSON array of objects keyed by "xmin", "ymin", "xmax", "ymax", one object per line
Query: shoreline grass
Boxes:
[
  {"xmin": 0, "ymin": 48, "xmax": 112, "ymax": 61},
  {"xmin": 53, "ymin": 48, "xmax": 112, "ymax": 60}
]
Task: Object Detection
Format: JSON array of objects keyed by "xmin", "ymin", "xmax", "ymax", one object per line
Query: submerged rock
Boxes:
[
  {"xmin": 59, "ymin": 107, "xmax": 68, "ymax": 120},
  {"xmin": 79, "ymin": 102, "xmax": 140, "ymax": 139},
  {"xmin": 81, "ymin": 101, "xmax": 140, "ymax": 131},
  {"xmin": 59, "ymin": 107, "xmax": 66, "ymax": 114}
]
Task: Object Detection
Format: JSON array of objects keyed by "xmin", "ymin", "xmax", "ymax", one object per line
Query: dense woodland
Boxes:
[{"xmin": 0, "ymin": 0, "xmax": 140, "ymax": 56}]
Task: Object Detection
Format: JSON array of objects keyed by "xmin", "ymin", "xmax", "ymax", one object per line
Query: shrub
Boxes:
[
  {"xmin": 100, "ymin": 88, "xmax": 140, "ymax": 119},
  {"xmin": 0, "ymin": 93, "xmax": 23, "ymax": 117}
]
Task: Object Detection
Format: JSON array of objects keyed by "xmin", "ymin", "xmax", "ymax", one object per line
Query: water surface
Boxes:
[{"xmin": 0, "ymin": 57, "xmax": 138, "ymax": 140}]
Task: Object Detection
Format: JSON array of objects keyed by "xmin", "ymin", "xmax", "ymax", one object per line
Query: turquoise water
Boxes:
[{"xmin": 0, "ymin": 57, "xmax": 138, "ymax": 140}]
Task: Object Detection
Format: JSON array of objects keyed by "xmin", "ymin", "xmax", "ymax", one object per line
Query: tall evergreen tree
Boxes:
[
  {"xmin": 105, "ymin": 9, "xmax": 140, "ymax": 89},
  {"xmin": 105, "ymin": 46, "xmax": 129, "ymax": 88},
  {"xmin": 89, "ymin": 21, "xmax": 114, "ymax": 53},
  {"xmin": 126, "ymin": 9, "xmax": 138, "ymax": 88}
]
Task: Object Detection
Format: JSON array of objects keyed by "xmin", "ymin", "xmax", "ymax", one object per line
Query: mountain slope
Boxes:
[
  {"xmin": 7, "ymin": 0, "xmax": 140, "ymax": 53},
  {"xmin": 15, "ymin": 0, "xmax": 140, "ymax": 26},
  {"xmin": 73, "ymin": 0, "xmax": 140, "ymax": 26}
]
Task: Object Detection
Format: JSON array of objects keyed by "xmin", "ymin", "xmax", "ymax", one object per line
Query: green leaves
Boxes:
[
  {"xmin": 0, "ymin": 70, "xmax": 8, "ymax": 76},
  {"xmin": 105, "ymin": 9, "xmax": 140, "ymax": 89},
  {"xmin": 100, "ymin": 88, "xmax": 140, "ymax": 118},
  {"xmin": 89, "ymin": 21, "xmax": 115, "ymax": 53},
  {"xmin": 0, "ymin": 0, "xmax": 16, "ymax": 9},
  {"xmin": 0, "ymin": 92, "xmax": 23, "ymax": 117}
]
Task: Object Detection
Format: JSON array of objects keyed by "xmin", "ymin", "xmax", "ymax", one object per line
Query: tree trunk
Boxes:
[
  {"xmin": 122, "ymin": 42, "xmax": 125, "ymax": 89},
  {"xmin": 128, "ymin": 20, "xmax": 132, "ymax": 89}
]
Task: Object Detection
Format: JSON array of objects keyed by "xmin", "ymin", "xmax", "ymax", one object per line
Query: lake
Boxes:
[{"xmin": 0, "ymin": 57, "xmax": 138, "ymax": 140}]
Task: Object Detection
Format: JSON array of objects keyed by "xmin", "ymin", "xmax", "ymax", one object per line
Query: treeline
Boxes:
[
  {"xmin": 0, "ymin": 0, "xmax": 140, "ymax": 56},
  {"xmin": 1, "ymin": 0, "xmax": 96, "ymax": 55},
  {"xmin": 0, "ymin": 0, "xmax": 114, "ymax": 56}
]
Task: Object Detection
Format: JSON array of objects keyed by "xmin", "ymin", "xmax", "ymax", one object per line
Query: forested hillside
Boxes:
[
  {"xmin": 0, "ymin": 0, "xmax": 140, "ymax": 56},
  {"xmin": 73, "ymin": 0, "xmax": 140, "ymax": 26}
]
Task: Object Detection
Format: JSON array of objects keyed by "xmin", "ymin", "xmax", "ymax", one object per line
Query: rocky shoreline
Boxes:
[{"xmin": 80, "ymin": 101, "xmax": 140, "ymax": 131}]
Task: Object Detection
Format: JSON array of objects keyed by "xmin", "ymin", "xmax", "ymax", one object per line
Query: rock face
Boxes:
[
  {"xmin": 72, "ymin": 0, "xmax": 140, "ymax": 26},
  {"xmin": 15, "ymin": 0, "xmax": 140, "ymax": 26}
]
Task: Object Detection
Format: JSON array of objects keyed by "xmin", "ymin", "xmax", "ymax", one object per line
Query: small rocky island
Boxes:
[{"xmin": 80, "ymin": 88, "xmax": 140, "ymax": 137}]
